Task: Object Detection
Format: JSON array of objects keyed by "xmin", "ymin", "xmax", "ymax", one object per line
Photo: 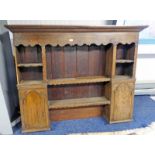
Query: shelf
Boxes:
[
  {"xmin": 17, "ymin": 63, "xmax": 43, "ymax": 67},
  {"xmin": 19, "ymin": 80, "xmax": 43, "ymax": 85},
  {"xmin": 48, "ymin": 76, "xmax": 110, "ymax": 85},
  {"xmin": 116, "ymin": 59, "xmax": 134, "ymax": 63},
  {"xmin": 114, "ymin": 75, "xmax": 132, "ymax": 80},
  {"xmin": 49, "ymin": 96, "xmax": 110, "ymax": 109}
]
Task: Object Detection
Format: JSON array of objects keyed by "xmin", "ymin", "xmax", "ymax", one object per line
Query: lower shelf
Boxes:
[{"xmin": 49, "ymin": 97, "xmax": 110, "ymax": 109}]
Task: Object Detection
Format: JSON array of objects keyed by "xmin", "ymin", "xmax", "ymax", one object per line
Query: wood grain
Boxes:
[
  {"xmin": 16, "ymin": 45, "xmax": 42, "ymax": 63},
  {"xmin": 13, "ymin": 47, "xmax": 20, "ymax": 84},
  {"xmin": 5, "ymin": 25, "xmax": 148, "ymax": 33},
  {"xmin": 64, "ymin": 45, "xmax": 76, "ymax": 78},
  {"xmin": 115, "ymin": 63, "xmax": 133, "ymax": 77},
  {"xmin": 50, "ymin": 106, "xmax": 104, "ymax": 121},
  {"xmin": 18, "ymin": 66, "xmax": 43, "ymax": 81},
  {"xmin": 48, "ymin": 76, "xmax": 110, "ymax": 85},
  {"xmin": 48, "ymin": 83, "xmax": 105, "ymax": 100},
  {"xmin": 110, "ymin": 81, "xmax": 135, "ymax": 122},
  {"xmin": 12, "ymin": 32, "xmax": 140, "ymax": 46},
  {"xmin": 18, "ymin": 86, "xmax": 50, "ymax": 132},
  {"xmin": 77, "ymin": 45, "xmax": 89, "ymax": 76},
  {"xmin": 42, "ymin": 46, "xmax": 47, "ymax": 81},
  {"xmin": 49, "ymin": 96, "xmax": 110, "ymax": 109},
  {"xmin": 105, "ymin": 44, "xmax": 114, "ymax": 77}
]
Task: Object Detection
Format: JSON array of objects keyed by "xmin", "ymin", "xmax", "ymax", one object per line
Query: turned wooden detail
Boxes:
[{"xmin": 5, "ymin": 25, "xmax": 147, "ymax": 132}]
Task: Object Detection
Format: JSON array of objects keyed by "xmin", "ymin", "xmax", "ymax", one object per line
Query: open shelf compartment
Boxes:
[
  {"xmin": 115, "ymin": 63, "xmax": 133, "ymax": 77},
  {"xmin": 115, "ymin": 43, "xmax": 135, "ymax": 77},
  {"xmin": 48, "ymin": 82, "xmax": 110, "ymax": 109},
  {"xmin": 46, "ymin": 44, "xmax": 112, "ymax": 109},
  {"xmin": 16, "ymin": 45, "xmax": 42, "ymax": 64},
  {"xmin": 116, "ymin": 43, "xmax": 135, "ymax": 63},
  {"xmin": 18, "ymin": 66, "xmax": 43, "ymax": 82},
  {"xmin": 46, "ymin": 44, "xmax": 113, "ymax": 80}
]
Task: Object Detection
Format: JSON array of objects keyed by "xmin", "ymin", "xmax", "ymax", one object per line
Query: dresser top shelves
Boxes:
[{"xmin": 5, "ymin": 25, "xmax": 148, "ymax": 33}]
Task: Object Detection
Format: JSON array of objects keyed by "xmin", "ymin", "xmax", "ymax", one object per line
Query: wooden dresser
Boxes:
[{"xmin": 5, "ymin": 25, "xmax": 147, "ymax": 133}]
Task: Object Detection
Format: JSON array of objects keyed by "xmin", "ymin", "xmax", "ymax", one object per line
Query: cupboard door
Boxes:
[
  {"xmin": 19, "ymin": 86, "xmax": 50, "ymax": 132},
  {"xmin": 110, "ymin": 82, "xmax": 134, "ymax": 122}
]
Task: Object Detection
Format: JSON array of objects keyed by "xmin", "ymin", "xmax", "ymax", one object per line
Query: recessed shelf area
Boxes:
[
  {"xmin": 46, "ymin": 44, "xmax": 113, "ymax": 79},
  {"xmin": 48, "ymin": 76, "xmax": 110, "ymax": 85},
  {"xmin": 115, "ymin": 63, "xmax": 133, "ymax": 77},
  {"xmin": 16, "ymin": 45, "xmax": 42, "ymax": 64},
  {"xmin": 115, "ymin": 43, "xmax": 135, "ymax": 77},
  {"xmin": 18, "ymin": 66, "xmax": 43, "ymax": 81},
  {"xmin": 116, "ymin": 43, "xmax": 135, "ymax": 60},
  {"xmin": 49, "ymin": 96, "xmax": 110, "ymax": 109}
]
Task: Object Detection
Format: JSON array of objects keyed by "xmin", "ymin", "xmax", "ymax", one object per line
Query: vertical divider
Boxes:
[
  {"xmin": 103, "ymin": 44, "xmax": 117, "ymax": 122},
  {"xmin": 105, "ymin": 43, "xmax": 116, "ymax": 78},
  {"xmin": 42, "ymin": 45, "xmax": 47, "ymax": 82},
  {"xmin": 13, "ymin": 46, "xmax": 20, "ymax": 84},
  {"xmin": 132, "ymin": 43, "xmax": 138, "ymax": 78},
  {"xmin": 111, "ymin": 44, "xmax": 117, "ymax": 78}
]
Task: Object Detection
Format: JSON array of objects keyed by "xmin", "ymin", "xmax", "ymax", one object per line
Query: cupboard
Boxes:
[{"xmin": 5, "ymin": 25, "xmax": 147, "ymax": 132}]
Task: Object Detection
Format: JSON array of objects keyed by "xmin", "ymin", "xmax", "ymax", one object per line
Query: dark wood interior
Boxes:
[
  {"xmin": 116, "ymin": 43, "xmax": 135, "ymax": 60},
  {"xmin": 115, "ymin": 43, "xmax": 135, "ymax": 77},
  {"xmin": 19, "ymin": 66, "xmax": 43, "ymax": 81},
  {"xmin": 16, "ymin": 45, "xmax": 42, "ymax": 63},
  {"xmin": 50, "ymin": 106, "xmax": 104, "ymax": 121},
  {"xmin": 45, "ymin": 44, "xmax": 111, "ymax": 102},
  {"xmin": 48, "ymin": 83, "xmax": 108, "ymax": 100},
  {"xmin": 46, "ymin": 44, "xmax": 113, "ymax": 79},
  {"xmin": 115, "ymin": 63, "xmax": 133, "ymax": 76},
  {"xmin": 17, "ymin": 45, "xmax": 43, "ymax": 82},
  {"xmin": 17, "ymin": 43, "xmax": 135, "ymax": 81}
]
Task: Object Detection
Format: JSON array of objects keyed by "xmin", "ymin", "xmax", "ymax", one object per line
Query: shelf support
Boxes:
[
  {"xmin": 13, "ymin": 47, "xmax": 20, "ymax": 84},
  {"xmin": 132, "ymin": 43, "xmax": 138, "ymax": 78},
  {"xmin": 111, "ymin": 44, "xmax": 117, "ymax": 77}
]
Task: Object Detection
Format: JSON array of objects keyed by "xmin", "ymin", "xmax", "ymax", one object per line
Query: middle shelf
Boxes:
[
  {"xmin": 17, "ymin": 63, "xmax": 43, "ymax": 67},
  {"xmin": 116, "ymin": 59, "xmax": 134, "ymax": 63},
  {"xmin": 49, "ymin": 96, "xmax": 110, "ymax": 109},
  {"xmin": 48, "ymin": 76, "xmax": 110, "ymax": 85}
]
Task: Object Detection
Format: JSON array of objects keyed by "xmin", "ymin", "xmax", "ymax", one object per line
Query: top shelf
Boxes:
[{"xmin": 48, "ymin": 76, "xmax": 110, "ymax": 85}]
